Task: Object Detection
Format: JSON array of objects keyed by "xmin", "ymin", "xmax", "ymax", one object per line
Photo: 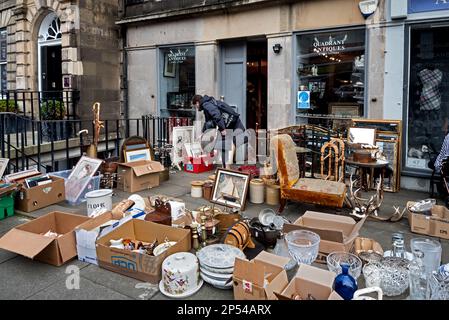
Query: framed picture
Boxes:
[
  {"xmin": 0, "ymin": 158, "xmax": 9, "ymax": 178},
  {"xmin": 329, "ymin": 103, "xmax": 361, "ymax": 117},
  {"xmin": 172, "ymin": 126, "xmax": 195, "ymax": 169},
  {"xmin": 164, "ymin": 53, "xmax": 176, "ymax": 78},
  {"xmin": 5, "ymin": 168, "xmax": 40, "ymax": 183},
  {"xmin": 184, "ymin": 142, "xmax": 203, "ymax": 158},
  {"xmin": 210, "ymin": 169, "xmax": 250, "ymax": 211},
  {"xmin": 66, "ymin": 156, "xmax": 103, "ymax": 203},
  {"xmin": 124, "ymin": 148, "xmax": 152, "ymax": 163}
]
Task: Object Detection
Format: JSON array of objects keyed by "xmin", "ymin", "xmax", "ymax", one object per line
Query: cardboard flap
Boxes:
[
  {"xmin": 234, "ymin": 257, "xmax": 265, "ymax": 286},
  {"xmin": 254, "ymin": 251, "xmax": 290, "ymax": 269},
  {"xmin": 347, "ymin": 216, "xmax": 367, "ymax": 240},
  {"xmin": 120, "ymin": 161, "xmax": 164, "ymax": 177},
  {"xmin": 56, "ymin": 233, "xmax": 78, "ymax": 263},
  {"xmin": 283, "ymin": 223, "xmax": 344, "ymax": 243},
  {"xmin": 0, "ymin": 229, "xmax": 54, "ymax": 259}
]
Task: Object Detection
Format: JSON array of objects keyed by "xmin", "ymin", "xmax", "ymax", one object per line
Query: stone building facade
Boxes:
[{"xmin": 0, "ymin": 0, "xmax": 121, "ymax": 119}]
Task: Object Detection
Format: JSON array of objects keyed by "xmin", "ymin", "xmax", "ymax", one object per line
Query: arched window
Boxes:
[{"xmin": 39, "ymin": 13, "xmax": 61, "ymax": 43}]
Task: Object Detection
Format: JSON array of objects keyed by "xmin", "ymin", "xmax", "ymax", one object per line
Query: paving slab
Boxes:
[
  {"xmin": 81, "ymin": 264, "xmax": 160, "ymax": 300},
  {"xmin": 152, "ymin": 282, "xmax": 234, "ymax": 301},
  {"xmin": 0, "ymin": 257, "xmax": 88, "ymax": 300},
  {"xmin": 27, "ymin": 276, "xmax": 132, "ymax": 300}
]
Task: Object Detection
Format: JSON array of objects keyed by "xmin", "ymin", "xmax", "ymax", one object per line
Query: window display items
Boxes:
[{"xmin": 418, "ymin": 68, "xmax": 443, "ymax": 111}]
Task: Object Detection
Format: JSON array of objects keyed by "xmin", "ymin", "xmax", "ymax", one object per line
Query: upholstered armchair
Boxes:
[{"xmin": 271, "ymin": 134, "xmax": 347, "ymax": 212}]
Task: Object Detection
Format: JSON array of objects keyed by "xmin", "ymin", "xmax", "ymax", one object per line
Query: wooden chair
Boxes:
[
  {"xmin": 271, "ymin": 134, "xmax": 347, "ymax": 213},
  {"xmin": 320, "ymin": 138, "xmax": 345, "ymax": 182}
]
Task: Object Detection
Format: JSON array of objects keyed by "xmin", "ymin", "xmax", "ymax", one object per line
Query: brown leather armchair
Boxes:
[{"xmin": 271, "ymin": 134, "xmax": 347, "ymax": 213}]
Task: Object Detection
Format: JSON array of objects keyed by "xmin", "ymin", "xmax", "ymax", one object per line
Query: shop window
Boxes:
[
  {"xmin": 406, "ymin": 26, "xmax": 449, "ymax": 172},
  {"xmin": 159, "ymin": 46, "xmax": 195, "ymax": 118},
  {"xmin": 296, "ymin": 29, "xmax": 366, "ymax": 120},
  {"xmin": 0, "ymin": 28, "xmax": 7, "ymax": 93}
]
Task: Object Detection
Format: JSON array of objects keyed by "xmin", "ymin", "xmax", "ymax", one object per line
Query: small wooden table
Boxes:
[{"xmin": 346, "ymin": 159, "xmax": 389, "ymax": 192}]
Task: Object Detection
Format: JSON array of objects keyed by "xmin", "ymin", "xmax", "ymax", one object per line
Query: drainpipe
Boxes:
[{"xmin": 121, "ymin": 24, "xmax": 128, "ymax": 120}]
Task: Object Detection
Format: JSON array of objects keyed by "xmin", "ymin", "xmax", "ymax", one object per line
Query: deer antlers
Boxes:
[{"xmin": 347, "ymin": 173, "xmax": 384, "ymax": 219}]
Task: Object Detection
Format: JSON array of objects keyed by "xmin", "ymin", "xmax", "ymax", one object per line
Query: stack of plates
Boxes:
[{"xmin": 196, "ymin": 244, "xmax": 245, "ymax": 290}]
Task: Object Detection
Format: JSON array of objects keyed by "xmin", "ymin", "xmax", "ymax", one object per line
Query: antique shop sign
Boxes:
[
  {"xmin": 313, "ymin": 34, "xmax": 348, "ymax": 54},
  {"xmin": 167, "ymin": 48, "xmax": 189, "ymax": 64},
  {"xmin": 409, "ymin": 0, "xmax": 449, "ymax": 14}
]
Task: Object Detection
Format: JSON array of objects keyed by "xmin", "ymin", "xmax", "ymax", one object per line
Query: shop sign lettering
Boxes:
[
  {"xmin": 313, "ymin": 35, "xmax": 348, "ymax": 54},
  {"xmin": 167, "ymin": 49, "xmax": 189, "ymax": 64}
]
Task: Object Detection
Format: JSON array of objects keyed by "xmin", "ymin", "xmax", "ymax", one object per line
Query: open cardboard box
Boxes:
[
  {"xmin": 283, "ymin": 211, "xmax": 366, "ymax": 255},
  {"xmin": 96, "ymin": 219, "xmax": 191, "ymax": 283},
  {"xmin": 0, "ymin": 211, "xmax": 90, "ymax": 266},
  {"xmin": 233, "ymin": 251, "xmax": 290, "ymax": 300},
  {"xmin": 75, "ymin": 211, "xmax": 125, "ymax": 265},
  {"xmin": 117, "ymin": 160, "xmax": 164, "ymax": 193},
  {"xmin": 15, "ymin": 175, "xmax": 65, "ymax": 213},
  {"xmin": 274, "ymin": 264, "xmax": 343, "ymax": 300},
  {"xmin": 408, "ymin": 202, "xmax": 449, "ymax": 240}
]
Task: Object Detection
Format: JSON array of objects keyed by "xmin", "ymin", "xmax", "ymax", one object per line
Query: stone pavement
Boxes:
[{"xmin": 0, "ymin": 170, "xmax": 447, "ymax": 300}]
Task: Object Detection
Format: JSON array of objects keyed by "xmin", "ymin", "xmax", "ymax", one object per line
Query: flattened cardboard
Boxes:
[
  {"xmin": 117, "ymin": 160, "xmax": 164, "ymax": 193},
  {"xmin": 96, "ymin": 219, "xmax": 191, "ymax": 283},
  {"xmin": 0, "ymin": 211, "xmax": 90, "ymax": 266},
  {"xmin": 283, "ymin": 211, "xmax": 366, "ymax": 254},
  {"xmin": 15, "ymin": 175, "xmax": 65, "ymax": 212},
  {"xmin": 233, "ymin": 251, "xmax": 290, "ymax": 300},
  {"xmin": 274, "ymin": 264, "xmax": 343, "ymax": 301},
  {"xmin": 408, "ymin": 203, "xmax": 449, "ymax": 240}
]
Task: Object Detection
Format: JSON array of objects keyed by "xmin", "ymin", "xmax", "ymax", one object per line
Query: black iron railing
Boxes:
[
  {"xmin": 0, "ymin": 90, "xmax": 80, "ymax": 121},
  {"xmin": 0, "ymin": 113, "xmax": 192, "ymax": 174}
]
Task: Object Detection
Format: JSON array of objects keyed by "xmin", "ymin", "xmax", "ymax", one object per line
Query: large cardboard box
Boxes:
[
  {"xmin": 408, "ymin": 203, "xmax": 449, "ymax": 240},
  {"xmin": 15, "ymin": 176, "xmax": 65, "ymax": 212},
  {"xmin": 233, "ymin": 251, "xmax": 290, "ymax": 300},
  {"xmin": 283, "ymin": 211, "xmax": 366, "ymax": 256},
  {"xmin": 96, "ymin": 219, "xmax": 191, "ymax": 283},
  {"xmin": 117, "ymin": 160, "xmax": 165, "ymax": 193},
  {"xmin": 274, "ymin": 264, "xmax": 343, "ymax": 300},
  {"xmin": 75, "ymin": 211, "xmax": 124, "ymax": 265},
  {"xmin": 0, "ymin": 211, "xmax": 90, "ymax": 266}
]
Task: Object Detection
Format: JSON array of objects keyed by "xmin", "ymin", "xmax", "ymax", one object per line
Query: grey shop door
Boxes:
[{"xmin": 220, "ymin": 42, "xmax": 246, "ymax": 127}]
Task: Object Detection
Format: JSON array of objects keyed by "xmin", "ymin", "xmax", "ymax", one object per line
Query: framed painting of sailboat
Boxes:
[{"xmin": 210, "ymin": 168, "xmax": 250, "ymax": 211}]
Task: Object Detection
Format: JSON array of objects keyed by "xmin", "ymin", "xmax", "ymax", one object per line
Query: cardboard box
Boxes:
[
  {"xmin": 233, "ymin": 251, "xmax": 290, "ymax": 300},
  {"xmin": 274, "ymin": 264, "xmax": 343, "ymax": 300},
  {"xmin": 75, "ymin": 211, "xmax": 124, "ymax": 265},
  {"xmin": 15, "ymin": 175, "xmax": 65, "ymax": 213},
  {"xmin": 283, "ymin": 211, "xmax": 366, "ymax": 255},
  {"xmin": 408, "ymin": 203, "xmax": 449, "ymax": 240},
  {"xmin": 117, "ymin": 160, "xmax": 164, "ymax": 193},
  {"xmin": 0, "ymin": 211, "xmax": 90, "ymax": 266},
  {"xmin": 96, "ymin": 219, "xmax": 191, "ymax": 283}
]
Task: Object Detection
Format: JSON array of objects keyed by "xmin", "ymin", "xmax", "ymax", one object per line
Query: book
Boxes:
[{"xmin": 24, "ymin": 175, "xmax": 51, "ymax": 188}]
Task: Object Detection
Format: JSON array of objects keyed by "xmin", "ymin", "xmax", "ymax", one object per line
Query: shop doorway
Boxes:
[
  {"xmin": 220, "ymin": 38, "xmax": 268, "ymax": 130},
  {"xmin": 38, "ymin": 13, "xmax": 62, "ymax": 99}
]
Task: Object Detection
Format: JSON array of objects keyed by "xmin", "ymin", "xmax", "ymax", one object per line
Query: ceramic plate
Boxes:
[
  {"xmin": 200, "ymin": 267, "xmax": 233, "ymax": 281},
  {"xmin": 196, "ymin": 244, "xmax": 245, "ymax": 269},
  {"xmin": 200, "ymin": 272, "xmax": 233, "ymax": 290},
  {"xmin": 159, "ymin": 279, "xmax": 204, "ymax": 299},
  {"xmin": 259, "ymin": 209, "xmax": 276, "ymax": 227},
  {"xmin": 154, "ymin": 241, "xmax": 177, "ymax": 256},
  {"xmin": 200, "ymin": 264, "xmax": 235, "ymax": 275}
]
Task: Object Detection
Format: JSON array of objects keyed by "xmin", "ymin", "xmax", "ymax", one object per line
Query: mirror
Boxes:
[{"xmin": 348, "ymin": 127, "xmax": 376, "ymax": 145}]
